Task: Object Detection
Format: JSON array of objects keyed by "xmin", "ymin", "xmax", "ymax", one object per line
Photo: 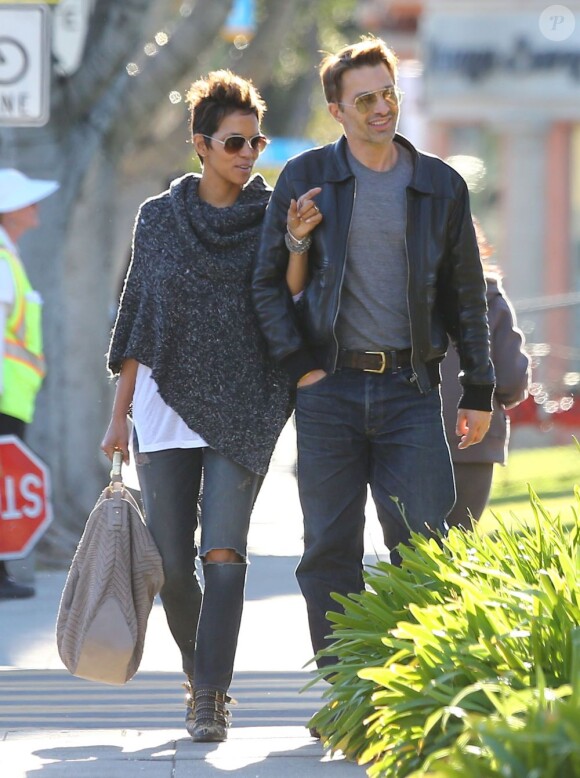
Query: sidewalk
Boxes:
[
  {"xmin": 0, "ymin": 421, "xmax": 387, "ymax": 777},
  {"xmin": 1, "ymin": 726, "xmax": 363, "ymax": 776}
]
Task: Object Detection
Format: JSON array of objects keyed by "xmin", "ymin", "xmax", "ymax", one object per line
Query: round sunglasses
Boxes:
[
  {"xmin": 339, "ymin": 86, "xmax": 404, "ymax": 114},
  {"xmin": 201, "ymin": 133, "xmax": 270, "ymax": 154}
]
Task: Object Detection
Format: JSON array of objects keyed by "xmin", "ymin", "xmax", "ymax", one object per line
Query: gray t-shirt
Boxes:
[{"xmin": 335, "ymin": 142, "xmax": 413, "ymax": 351}]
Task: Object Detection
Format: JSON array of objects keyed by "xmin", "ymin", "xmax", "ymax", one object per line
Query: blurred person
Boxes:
[
  {"xmin": 101, "ymin": 70, "xmax": 319, "ymax": 742},
  {"xmin": 253, "ymin": 36, "xmax": 494, "ymax": 669},
  {"xmin": 0, "ymin": 169, "xmax": 59, "ymax": 601},
  {"xmin": 442, "ymin": 218, "xmax": 530, "ymax": 528}
]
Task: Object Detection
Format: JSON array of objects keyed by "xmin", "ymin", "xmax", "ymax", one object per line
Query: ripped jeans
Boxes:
[{"xmin": 134, "ymin": 441, "xmax": 263, "ymax": 690}]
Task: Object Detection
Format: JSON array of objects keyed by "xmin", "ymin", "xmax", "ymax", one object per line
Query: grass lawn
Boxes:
[{"xmin": 479, "ymin": 443, "xmax": 579, "ymax": 532}]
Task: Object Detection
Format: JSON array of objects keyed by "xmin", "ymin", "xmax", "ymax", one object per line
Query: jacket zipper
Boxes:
[
  {"xmin": 331, "ymin": 178, "xmax": 356, "ymax": 372},
  {"xmin": 405, "ymin": 187, "xmax": 424, "ymax": 392}
]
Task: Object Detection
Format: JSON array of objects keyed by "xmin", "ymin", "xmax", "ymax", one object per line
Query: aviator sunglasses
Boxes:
[
  {"xmin": 201, "ymin": 133, "xmax": 270, "ymax": 154},
  {"xmin": 339, "ymin": 86, "xmax": 404, "ymax": 114}
]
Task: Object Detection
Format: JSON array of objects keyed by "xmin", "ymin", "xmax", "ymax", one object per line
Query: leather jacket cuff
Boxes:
[
  {"xmin": 458, "ymin": 384, "xmax": 495, "ymax": 412},
  {"xmin": 280, "ymin": 349, "xmax": 320, "ymax": 385}
]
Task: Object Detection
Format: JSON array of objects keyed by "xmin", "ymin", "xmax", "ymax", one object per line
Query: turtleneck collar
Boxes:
[{"xmin": 169, "ymin": 173, "xmax": 271, "ymax": 252}]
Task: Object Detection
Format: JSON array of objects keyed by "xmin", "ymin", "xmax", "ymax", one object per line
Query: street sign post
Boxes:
[
  {"xmin": 0, "ymin": 435, "xmax": 53, "ymax": 560},
  {"xmin": 0, "ymin": 4, "xmax": 51, "ymax": 126}
]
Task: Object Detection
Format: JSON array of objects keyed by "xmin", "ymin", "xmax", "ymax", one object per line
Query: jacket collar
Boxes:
[{"xmin": 325, "ymin": 133, "xmax": 434, "ymax": 194}]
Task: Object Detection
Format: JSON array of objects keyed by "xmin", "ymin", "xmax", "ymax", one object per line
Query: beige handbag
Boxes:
[{"xmin": 56, "ymin": 452, "xmax": 164, "ymax": 685}]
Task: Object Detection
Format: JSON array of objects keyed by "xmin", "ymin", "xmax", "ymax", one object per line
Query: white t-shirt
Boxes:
[{"xmin": 132, "ymin": 362, "xmax": 207, "ymax": 452}]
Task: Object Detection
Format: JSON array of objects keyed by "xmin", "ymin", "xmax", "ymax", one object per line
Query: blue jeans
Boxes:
[
  {"xmin": 294, "ymin": 367, "xmax": 455, "ymax": 662},
  {"xmin": 134, "ymin": 442, "xmax": 262, "ymax": 689}
]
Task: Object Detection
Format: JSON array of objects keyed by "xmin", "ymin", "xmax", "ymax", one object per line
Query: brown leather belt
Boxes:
[{"xmin": 337, "ymin": 348, "xmax": 412, "ymax": 374}]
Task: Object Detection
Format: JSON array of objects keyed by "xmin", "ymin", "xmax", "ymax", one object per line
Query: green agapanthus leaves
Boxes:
[{"xmin": 308, "ymin": 480, "xmax": 580, "ymax": 777}]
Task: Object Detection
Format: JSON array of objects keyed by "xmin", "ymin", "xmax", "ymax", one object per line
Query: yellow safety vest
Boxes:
[{"xmin": 0, "ymin": 246, "xmax": 46, "ymax": 424}]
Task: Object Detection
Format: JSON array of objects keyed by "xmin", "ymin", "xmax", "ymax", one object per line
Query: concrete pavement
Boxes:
[
  {"xmin": 0, "ymin": 420, "xmax": 387, "ymax": 776},
  {"xmin": 1, "ymin": 727, "xmax": 364, "ymax": 777}
]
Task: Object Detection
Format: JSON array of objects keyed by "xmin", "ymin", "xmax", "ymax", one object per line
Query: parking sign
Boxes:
[{"xmin": 0, "ymin": 5, "xmax": 51, "ymax": 126}]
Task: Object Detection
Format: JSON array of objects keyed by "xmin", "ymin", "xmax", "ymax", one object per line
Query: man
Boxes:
[
  {"xmin": 0, "ymin": 168, "xmax": 59, "ymax": 599},
  {"xmin": 252, "ymin": 37, "xmax": 494, "ymax": 664}
]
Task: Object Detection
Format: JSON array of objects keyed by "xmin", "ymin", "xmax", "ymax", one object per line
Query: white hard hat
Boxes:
[{"xmin": 0, "ymin": 168, "xmax": 59, "ymax": 213}]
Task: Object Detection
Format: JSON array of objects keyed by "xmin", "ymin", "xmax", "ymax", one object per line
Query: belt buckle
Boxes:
[{"xmin": 363, "ymin": 351, "xmax": 386, "ymax": 374}]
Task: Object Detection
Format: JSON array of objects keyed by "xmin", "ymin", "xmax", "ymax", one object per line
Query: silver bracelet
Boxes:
[{"xmin": 285, "ymin": 230, "xmax": 312, "ymax": 254}]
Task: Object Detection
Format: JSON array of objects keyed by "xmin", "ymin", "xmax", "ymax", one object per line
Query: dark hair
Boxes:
[
  {"xmin": 186, "ymin": 69, "xmax": 266, "ymax": 147},
  {"xmin": 319, "ymin": 36, "xmax": 399, "ymax": 104},
  {"xmin": 472, "ymin": 216, "xmax": 501, "ymax": 278}
]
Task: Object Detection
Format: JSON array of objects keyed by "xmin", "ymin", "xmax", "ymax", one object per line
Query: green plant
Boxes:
[
  {"xmin": 416, "ymin": 677, "xmax": 580, "ymax": 776},
  {"xmin": 308, "ymin": 483, "xmax": 580, "ymax": 777}
]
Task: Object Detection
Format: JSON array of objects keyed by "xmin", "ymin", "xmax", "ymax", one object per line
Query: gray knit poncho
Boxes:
[{"xmin": 108, "ymin": 173, "xmax": 292, "ymax": 475}]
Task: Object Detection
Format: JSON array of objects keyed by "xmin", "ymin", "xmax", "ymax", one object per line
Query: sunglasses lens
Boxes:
[
  {"xmin": 354, "ymin": 88, "xmax": 400, "ymax": 113},
  {"xmin": 384, "ymin": 87, "xmax": 401, "ymax": 103},
  {"xmin": 223, "ymin": 136, "xmax": 247, "ymax": 153},
  {"xmin": 354, "ymin": 94, "xmax": 376, "ymax": 113},
  {"xmin": 251, "ymin": 135, "xmax": 268, "ymax": 152}
]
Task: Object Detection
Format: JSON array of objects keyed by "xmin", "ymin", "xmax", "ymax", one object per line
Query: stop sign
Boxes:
[{"xmin": 0, "ymin": 435, "xmax": 52, "ymax": 560}]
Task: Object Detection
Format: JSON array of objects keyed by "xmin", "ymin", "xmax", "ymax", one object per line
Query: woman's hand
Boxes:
[
  {"xmin": 287, "ymin": 187, "xmax": 323, "ymax": 240},
  {"xmin": 101, "ymin": 416, "xmax": 130, "ymax": 463}
]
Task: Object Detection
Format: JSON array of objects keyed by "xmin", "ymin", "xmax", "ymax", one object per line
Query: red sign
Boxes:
[{"xmin": 0, "ymin": 435, "xmax": 52, "ymax": 560}]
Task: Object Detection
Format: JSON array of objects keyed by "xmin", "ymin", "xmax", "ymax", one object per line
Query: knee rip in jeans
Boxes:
[{"xmin": 203, "ymin": 548, "xmax": 245, "ymax": 564}]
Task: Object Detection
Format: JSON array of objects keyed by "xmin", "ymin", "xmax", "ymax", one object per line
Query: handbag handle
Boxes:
[{"xmin": 110, "ymin": 450, "xmax": 123, "ymax": 490}]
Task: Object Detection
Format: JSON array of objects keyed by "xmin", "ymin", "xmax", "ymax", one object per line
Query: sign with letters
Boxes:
[
  {"xmin": 53, "ymin": 0, "xmax": 94, "ymax": 77},
  {"xmin": 421, "ymin": 5, "xmax": 580, "ymax": 121},
  {"xmin": 0, "ymin": 436, "xmax": 53, "ymax": 560},
  {"xmin": 0, "ymin": 4, "xmax": 51, "ymax": 126}
]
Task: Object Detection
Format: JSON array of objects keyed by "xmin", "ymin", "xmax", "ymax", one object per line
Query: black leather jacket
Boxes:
[{"xmin": 252, "ymin": 134, "xmax": 495, "ymax": 410}]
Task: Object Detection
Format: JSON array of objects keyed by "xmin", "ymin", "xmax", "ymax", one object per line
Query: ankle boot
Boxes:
[
  {"xmin": 194, "ymin": 562, "xmax": 247, "ymax": 692},
  {"xmin": 183, "ymin": 674, "xmax": 195, "ymax": 733},
  {"xmin": 188, "ymin": 688, "xmax": 233, "ymax": 742}
]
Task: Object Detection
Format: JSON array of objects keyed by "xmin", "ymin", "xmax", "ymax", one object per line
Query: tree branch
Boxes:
[
  {"xmin": 235, "ymin": 0, "xmax": 310, "ymax": 89},
  {"xmin": 57, "ymin": 0, "xmax": 156, "ymax": 119},
  {"xmin": 61, "ymin": 0, "xmax": 233, "ymax": 198},
  {"xmin": 118, "ymin": 0, "xmax": 234, "ymax": 138}
]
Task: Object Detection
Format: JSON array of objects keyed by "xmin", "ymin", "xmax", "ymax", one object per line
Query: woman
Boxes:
[
  {"xmin": 101, "ymin": 70, "xmax": 320, "ymax": 742},
  {"xmin": 441, "ymin": 218, "xmax": 530, "ymax": 528}
]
